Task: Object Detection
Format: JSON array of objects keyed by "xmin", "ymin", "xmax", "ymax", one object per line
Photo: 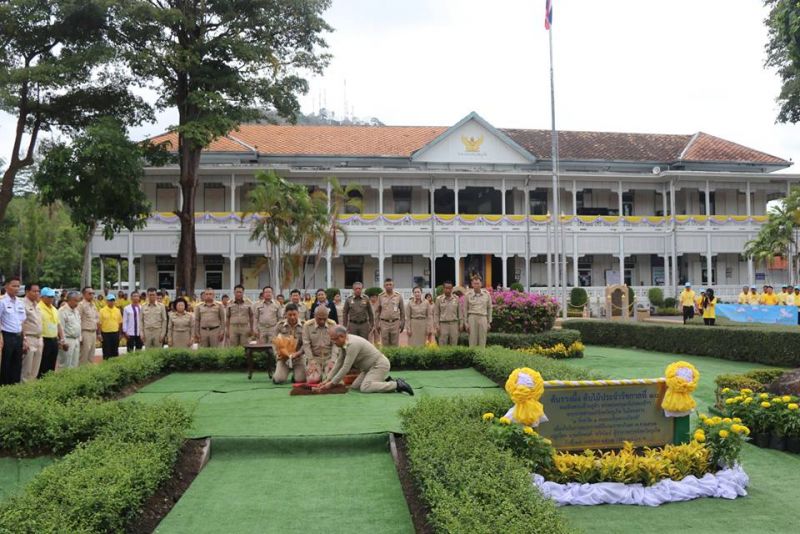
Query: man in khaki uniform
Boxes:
[
  {"xmin": 142, "ymin": 288, "xmax": 168, "ymax": 349},
  {"xmin": 227, "ymin": 284, "xmax": 255, "ymax": 347},
  {"xmin": 194, "ymin": 288, "xmax": 225, "ymax": 347},
  {"xmin": 465, "ymin": 276, "xmax": 492, "ymax": 348},
  {"xmin": 21, "ymin": 284, "xmax": 42, "ymax": 382},
  {"xmin": 342, "ymin": 282, "xmax": 374, "ymax": 339},
  {"xmin": 302, "ymin": 306, "xmax": 337, "ymax": 383},
  {"xmin": 434, "ymin": 281, "xmax": 462, "ymax": 346},
  {"xmin": 273, "ymin": 303, "xmax": 305, "ymax": 384},
  {"xmin": 77, "ymin": 287, "xmax": 100, "ymax": 365},
  {"xmin": 376, "ymin": 278, "xmax": 404, "ymax": 346},
  {"xmin": 289, "ymin": 289, "xmax": 308, "ymax": 320},
  {"xmin": 254, "ymin": 286, "xmax": 282, "ymax": 343},
  {"xmin": 318, "ymin": 326, "xmax": 413, "ymax": 394}
]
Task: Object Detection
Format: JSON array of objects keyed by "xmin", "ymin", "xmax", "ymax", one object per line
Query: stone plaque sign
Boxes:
[{"xmin": 537, "ymin": 380, "xmax": 674, "ymax": 450}]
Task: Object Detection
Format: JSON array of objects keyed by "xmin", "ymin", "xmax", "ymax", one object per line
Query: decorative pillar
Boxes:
[
  {"xmin": 524, "ymin": 178, "xmax": 531, "ymax": 290},
  {"xmin": 378, "ymin": 234, "xmax": 385, "ymax": 285},
  {"xmin": 663, "ymin": 254, "xmax": 670, "ymax": 289},
  {"xmin": 229, "ymin": 173, "xmax": 237, "ymax": 212},
  {"xmin": 229, "ymin": 232, "xmax": 237, "ymax": 291},
  {"xmin": 619, "ymin": 234, "xmax": 625, "ymax": 286},
  {"xmin": 430, "ymin": 181, "xmax": 436, "ymax": 290},
  {"xmin": 670, "ymin": 180, "xmax": 678, "ymax": 292},
  {"xmin": 618, "ymin": 181, "xmax": 624, "ymax": 216},
  {"xmin": 745, "ymin": 181, "xmax": 751, "ymax": 217},
  {"xmin": 704, "ymin": 180, "xmax": 711, "ymax": 216},
  {"xmin": 572, "ymin": 234, "xmax": 579, "ymax": 288},
  {"xmin": 127, "ymin": 232, "xmax": 135, "ymax": 291},
  {"xmin": 454, "ymin": 234, "xmax": 461, "ymax": 287},
  {"xmin": 99, "ymin": 257, "xmax": 105, "ymax": 291},
  {"xmin": 378, "ymin": 176, "xmax": 384, "ymax": 215},
  {"xmin": 546, "ymin": 223, "xmax": 552, "ymax": 289},
  {"xmin": 572, "ymin": 180, "xmax": 578, "ymax": 216},
  {"xmin": 454, "ymin": 178, "xmax": 459, "ymax": 215}
]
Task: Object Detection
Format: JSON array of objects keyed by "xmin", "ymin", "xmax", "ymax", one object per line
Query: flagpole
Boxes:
[{"xmin": 547, "ymin": 14, "xmax": 566, "ymax": 318}]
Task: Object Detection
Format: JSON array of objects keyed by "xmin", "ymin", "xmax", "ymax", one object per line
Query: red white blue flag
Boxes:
[{"xmin": 545, "ymin": 0, "xmax": 553, "ymax": 30}]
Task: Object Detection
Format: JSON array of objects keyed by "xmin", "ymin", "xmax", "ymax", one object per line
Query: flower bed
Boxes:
[
  {"xmin": 491, "ymin": 290, "xmax": 560, "ymax": 333},
  {"xmin": 718, "ymin": 388, "xmax": 800, "ymax": 453},
  {"xmin": 517, "ymin": 341, "xmax": 585, "ymax": 359}
]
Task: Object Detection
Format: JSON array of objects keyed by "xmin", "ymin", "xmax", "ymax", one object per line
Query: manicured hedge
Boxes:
[
  {"xmin": 402, "ymin": 395, "xmax": 573, "ymax": 534},
  {"xmin": 567, "ymin": 320, "xmax": 800, "ymax": 367},
  {"xmin": 457, "ymin": 329, "xmax": 581, "ymax": 349}
]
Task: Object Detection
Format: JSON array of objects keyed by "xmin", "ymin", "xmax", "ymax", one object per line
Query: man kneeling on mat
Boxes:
[{"xmin": 317, "ymin": 326, "xmax": 414, "ymax": 395}]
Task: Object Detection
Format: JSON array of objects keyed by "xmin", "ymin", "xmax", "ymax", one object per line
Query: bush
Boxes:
[
  {"xmin": 568, "ymin": 320, "xmax": 800, "ymax": 366},
  {"xmin": 510, "ymin": 282, "xmax": 524, "ymax": 292},
  {"xmin": 364, "ymin": 286, "xmax": 382, "ymax": 297},
  {"xmin": 664, "ymin": 297, "xmax": 677, "ymax": 308},
  {"xmin": 628, "ymin": 286, "xmax": 635, "ymax": 312},
  {"xmin": 458, "ymin": 329, "xmax": 581, "ymax": 350},
  {"xmin": 491, "ymin": 291, "xmax": 559, "ymax": 334},
  {"xmin": 648, "ymin": 287, "xmax": 664, "ymax": 307},
  {"xmin": 655, "ymin": 307, "xmax": 681, "ymax": 316},
  {"xmin": 715, "ymin": 369, "xmax": 787, "ymax": 396},
  {"xmin": 569, "ymin": 287, "xmax": 588, "ymax": 308},
  {"xmin": 401, "ymin": 395, "xmax": 572, "ymax": 534}
]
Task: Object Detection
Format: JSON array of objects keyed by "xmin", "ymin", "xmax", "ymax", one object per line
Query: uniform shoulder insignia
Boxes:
[{"xmin": 303, "ymin": 319, "xmax": 315, "ymax": 326}]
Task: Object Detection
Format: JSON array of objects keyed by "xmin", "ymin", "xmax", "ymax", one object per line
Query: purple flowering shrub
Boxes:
[{"xmin": 491, "ymin": 290, "xmax": 559, "ymax": 333}]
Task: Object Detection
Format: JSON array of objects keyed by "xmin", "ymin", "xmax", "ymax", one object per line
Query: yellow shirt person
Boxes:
[
  {"xmin": 747, "ymin": 289, "xmax": 759, "ymax": 305},
  {"xmin": 760, "ymin": 291, "xmax": 778, "ymax": 306},
  {"xmin": 679, "ymin": 287, "xmax": 696, "ymax": 308},
  {"xmin": 702, "ymin": 297, "xmax": 718, "ymax": 319},
  {"xmin": 99, "ymin": 304, "xmax": 122, "ymax": 333},
  {"xmin": 737, "ymin": 287, "xmax": 749, "ymax": 304}
]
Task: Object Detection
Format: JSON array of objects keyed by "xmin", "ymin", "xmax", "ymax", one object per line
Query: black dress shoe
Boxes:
[
  {"xmin": 395, "ymin": 378, "xmax": 414, "ymax": 396},
  {"xmin": 385, "ymin": 375, "xmax": 393, "ymax": 382}
]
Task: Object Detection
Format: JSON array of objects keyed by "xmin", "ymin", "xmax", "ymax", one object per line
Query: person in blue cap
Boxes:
[
  {"xmin": 747, "ymin": 285, "xmax": 759, "ymax": 305},
  {"xmin": 679, "ymin": 282, "xmax": 696, "ymax": 324},
  {"xmin": 37, "ymin": 287, "xmax": 62, "ymax": 376}
]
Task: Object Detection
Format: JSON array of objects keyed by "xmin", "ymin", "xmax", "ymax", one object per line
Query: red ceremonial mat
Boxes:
[{"xmin": 289, "ymin": 383, "xmax": 349, "ymax": 395}]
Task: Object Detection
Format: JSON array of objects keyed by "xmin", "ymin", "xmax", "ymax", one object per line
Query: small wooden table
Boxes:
[{"xmin": 244, "ymin": 343, "xmax": 276, "ymax": 380}]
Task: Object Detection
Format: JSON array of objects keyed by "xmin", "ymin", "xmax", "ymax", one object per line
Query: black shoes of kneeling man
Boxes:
[{"xmin": 395, "ymin": 378, "xmax": 414, "ymax": 396}]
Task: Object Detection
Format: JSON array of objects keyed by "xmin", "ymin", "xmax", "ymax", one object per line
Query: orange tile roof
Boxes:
[{"xmin": 147, "ymin": 124, "xmax": 789, "ymax": 166}]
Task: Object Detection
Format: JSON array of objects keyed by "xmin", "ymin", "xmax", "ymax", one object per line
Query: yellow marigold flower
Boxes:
[
  {"xmin": 523, "ymin": 426, "xmax": 535, "ymax": 435},
  {"xmin": 693, "ymin": 430, "xmax": 706, "ymax": 443},
  {"xmin": 761, "ymin": 402, "xmax": 771, "ymax": 408},
  {"xmin": 789, "ymin": 403, "xmax": 799, "ymax": 411},
  {"xmin": 725, "ymin": 398, "xmax": 735, "ymax": 405},
  {"xmin": 721, "ymin": 387, "xmax": 731, "ymax": 394},
  {"xmin": 782, "ymin": 395, "xmax": 792, "ymax": 403},
  {"xmin": 760, "ymin": 393, "xmax": 770, "ymax": 399},
  {"xmin": 711, "ymin": 416, "xmax": 722, "ymax": 425},
  {"xmin": 742, "ymin": 426, "xmax": 751, "ymax": 436},
  {"xmin": 482, "ymin": 412, "xmax": 495, "ymax": 421},
  {"xmin": 499, "ymin": 416, "xmax": 511, "ymax": 425},
  {"xmin": 733, "ymin": 418, "xmax": 742, "ymax": 423},
  {"xmin": 774, "ymin": 397, "xmax": 784, "ymax": 404},
  {"xmin": 741, "ymin": 388, "xmax": 753, "ymax": 395},
  {"xmin": 719, "ymin": 430, "xmax": 730, "ymax": 438},
  {"xmin": 731, "ymin": 424, "xmax": 743, "ymax": 434},
  {"xmin": 722, "ymin": 417, "xmax": 732, "ymax": 424},
  {"xmin": 743, "ymin": 397, "xmax": 753, "ymax": 405}
]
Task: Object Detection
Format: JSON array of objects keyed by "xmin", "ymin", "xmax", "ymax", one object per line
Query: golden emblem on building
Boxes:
[{"xmin": 460, "ymin": 134, "xmax": 484, "ymax": 153}]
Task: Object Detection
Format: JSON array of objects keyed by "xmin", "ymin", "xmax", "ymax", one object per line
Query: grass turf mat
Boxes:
[
  {"xmin": 154, "ymin": 435, "xmax": 413, "ymax": 534},
  {"xmin": 133, "ymin": 369, "xmax": 498, "ymax": 438},
  {"xmin": 0, "ymin": 457, "xmax": 54, "ymax": 502},
  {"xmin": 562, "ymin": 345, "xmax": 799, "ymax": 534}
]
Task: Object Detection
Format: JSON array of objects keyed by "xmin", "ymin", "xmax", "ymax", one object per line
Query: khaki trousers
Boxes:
[
  {"xmin": 407, "ymin": 318, "xmax": 429, "ymax": 346},
  {"xmin": 347, "ymin": 321, "xmax": 372, "ymax": 339},
  {"xmin": 198, "ymin": 326, "xmax": 222, "ymax": 347},
  {"xmin": 257, "ymin": 324, "xmax": 278, "ymax": 344},
  {"xmin": 229, "ymin": 324, "xmax": 251, "ymax": 347},
  {"xmin": 58, "ymin": 338, "xmax": 80, "ymax": 369},
  {"xmin": 437, "ymin": 321, "xmax": 460, "ymax": 346},
  {"xmin": 170, "ymin": 330, "xmax": 193, "ymax": 348},
  {"xmin": 468, "ymin": 314, "xmax": 488, "ymax": 348},
  {"xmin": 351, "ymin": 357, "xmax": 396, "ymax": 393},
  {"xmin": 79, "ymin": 331, "xmax": 96, "ymax": 365},
  {"xmin": 379, "ymin": 319, "xmax": 400, "ymax": 346},
  {"xmin": 21, "ymin": 335, "xmax": 43, "ymax": 382},
  {"xmin": 273, "ymin": 356, "xmax": 306, "ymax": 384},
  {"xmin": 143, "ymin": 327, "xmax": 162, "ymax": 349}
]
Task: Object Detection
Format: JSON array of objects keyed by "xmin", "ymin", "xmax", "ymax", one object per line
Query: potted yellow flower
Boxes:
[{"xmin": 783, "ymin": 402, "xmax": 800, "ymax": 454}]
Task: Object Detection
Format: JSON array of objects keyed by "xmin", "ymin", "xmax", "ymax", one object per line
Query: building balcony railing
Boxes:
[{"xmin": 145, "ymin": 212, "xmax": 768, "ymax": 229}]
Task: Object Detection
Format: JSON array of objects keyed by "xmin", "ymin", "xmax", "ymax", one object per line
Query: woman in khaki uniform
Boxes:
[
  {"xmin": 168, "ymin": 298, "xmax": 195, "ymax": 348},
  {"xmin": 405, "ymin": 287, "xmax": 432, "ymax": 347}
]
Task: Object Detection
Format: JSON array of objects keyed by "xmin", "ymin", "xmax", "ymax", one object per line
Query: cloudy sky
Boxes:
[{"xmin": 2, "ymin": 0, "xmax": 798, "ymax": 170}]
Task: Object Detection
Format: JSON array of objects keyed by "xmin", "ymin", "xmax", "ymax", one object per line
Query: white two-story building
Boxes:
[{"xmin": 90, "ymin": 112, "xmax": 799, "ymax": 303}]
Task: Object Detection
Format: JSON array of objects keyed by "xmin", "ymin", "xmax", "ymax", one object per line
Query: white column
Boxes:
[
  {"xmin": 706, "ymin": 234, "xmax": 713, "ymax": 286},
  {"xmin": 618, "ymin": 181, "xmax": 624, "ymax": 216},
  {"xmin": 87, "ymin": 256, "xmax": 93, "ymax": 288},
  {"xmin": 229, "ymin": 230, "xmax": 237, "ymax": 291},
  {"xmin": 326, "ymin": 180, "xmax": 333, "ymax": 288},
  {"xmin": 704, "ymin": 180, "xmax": 711, "ymax": 216},
  {"xmin": 99, "ymin": 257, "xmax": 105, "ymax": 291},
  {"xmin": 177, "ymin": 183, "xmax": 183, "ymax": 212},
  {"xmin": 572, "ymin": 234, "xmax": 579, "ymax": 287},
  {"xmin": 378, "ymin": 176, "xmax": 384, "ymax": 214},
  {"xmin": 117, "ymin": 259, "xmax": 122, "ymax": 289},
  {"xmin": 670, "ymin": 180, "xmax": 678, "ymax": 292},
  {"xmin": 745, "ymin": 181, "xmax": 752, "ymax": 216},
  {"xmin": 546, "ymin": 223, "xmax": 552, "ymax": 288},
  {"xmin": 430, "ymin": 183, "xmax": 436, "ymax": 289},
  {"xmin": 454, "ymin": 178, "xmax": 459, "ymax": 215},
  {"xmin": 127, "ymin": 232, "xmax": 135, "ymax": 291},
  {"xmin": 746, "ymin": 182, "xmax": 754, "ymax": 286},
  {"xmin": 619, "ymin": 234, "xmax": 625, "ymax": 286},
  {"xmin": 139, "ymin": 257, "xmax": 145, "ymax": 292},
  {"xmin": 501, "ymin": 178, "xmax": 506, "ymax": 216},
  {"xmin": 662, "ymin": 184, "xmax": 668, "ymax": 217},
  {"xmin": 524, "ymin": 178, "xmax": 531, "ymax": 290},
  {"xmin": 229, "ymin": 173, "xmax": 237, "ymax": 212},
  {"xmin": 501, "ymin": 254, "xmax": 508, "ymax": 288},
  {"xmin": 454, "ymin": 235, "xmax": 461, "ymax": 287},
  {"xmin": 663, "ymin": 254, "xmax": 670, "ymax": 289},
  {"xmin": 572, "ymin": 180, "xmax": 578, "ymax": 216},
  {"xmin": 378, "ymin": 234, "xmax": 385, "ymax": 285}
]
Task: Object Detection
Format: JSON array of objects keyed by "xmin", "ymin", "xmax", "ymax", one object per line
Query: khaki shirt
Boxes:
[
  {"xmin": 276, "ymin": 319, "xmax": 304, "ymax": 352},
  {"xmin": 77, "ymin": 299, "xmax": 99, "ymax": 331},
  {"xmin": 168, "ymin": 311, "xmax": 194, "ymax": 333},
  {"xmin": 342, "ymin": 295, "xmax": 374, "ymax": 327},
  {"xmin": 254, "ymin": 300, "xmax": 282, "ymax": 328},
  {"xmin": 406, "ymin": 298, "xmax": 431, "ymax": 322},
  {"xmin": 142, "ymin": 302, "xmax": 168, "ymax": 338},
  {"xmin": 376, "ymin": 291, "xmax": 405, "ymax": 325},
  {"xmin": 59, "ymin": 305, "xmax": 82, "ymax": 340},
  {"xmin": 22, "ymin": 297, "xmax": 42, "ymax": 337},
  {"xmin": 465, "ymin": 289, "xmax": 493, "ymax": 323},
  {"xmin": 194, "ymin": 302, "xmax": 225, "ymax": 335},
  {"xmin": 328, "ymin": 335, "xmax": 388, "ymax": 385},
  {"xmin": 434, "ymin": 294, "xmax": 462, "ymax": 325},
  {"xmin": 227, "ymin": 300, "xmax": 253, "ymax": 327},
  {"xmin": 302, "ymin": 318, "xmax": 336, "ymax": 360}
]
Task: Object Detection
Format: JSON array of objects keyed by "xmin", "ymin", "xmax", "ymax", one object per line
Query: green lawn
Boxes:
[
  {"xmin": 0, "ymin": 457, "xmax": 53, "ymax": 503},
  {"xmin": 562, "ymin": 346, "xmax": 799, "ymax": 534}
]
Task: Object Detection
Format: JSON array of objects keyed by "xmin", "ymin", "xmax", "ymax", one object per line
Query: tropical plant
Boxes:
[
  {"xmin": 648, "ymin": 287, "xmax": 664, "ymax": 306},
  {"xmin": 569, "ymin": 287, "xmax": 588, "ymax": 310},
  {"xmin": 744, "ymin": 191, "xmax": 800, "ymax": 278},
  {"xmin": 491, "ymin": 291, "xmax": 559, "ymax": 334},
  {"xmin": 112, "ymin": 0, "xmax": 331, "ymax": 295}
]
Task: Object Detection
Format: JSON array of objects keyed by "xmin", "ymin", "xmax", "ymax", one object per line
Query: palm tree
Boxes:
[{"xmin": 744, "ymin": 189, "xmax": 800, "ymax": 282}]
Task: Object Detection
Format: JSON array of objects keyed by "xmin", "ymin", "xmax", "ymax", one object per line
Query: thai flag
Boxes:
[{"xmin": 545, "ymin": 0, "xmax": 553, "ymax": 30}]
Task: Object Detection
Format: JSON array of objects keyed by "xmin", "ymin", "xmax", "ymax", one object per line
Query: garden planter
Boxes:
[
  {"xmin": 753, "ymin": 432, "xmax": 770, "ymax": 448},
  {"xmin": 342, "ymin": 372, "xmax": 360, "ymax": 386},
  {"xmin": 769, "ymin": 433, "xmax": 786, "ymax": 451},
  {"xmin": 786, "ymin": 436, "xmax": 800, "ymax": 454}
]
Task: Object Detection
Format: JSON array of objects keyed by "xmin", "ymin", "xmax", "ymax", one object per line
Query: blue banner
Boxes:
[{"xmin": 716, "ymin": 304, "xmax": 798, "ymax": 326}]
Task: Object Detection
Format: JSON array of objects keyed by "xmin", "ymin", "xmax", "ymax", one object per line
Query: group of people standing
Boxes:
[{"xmin": 678, "ymin": 282, "xmax": 800, "ymax": 326}]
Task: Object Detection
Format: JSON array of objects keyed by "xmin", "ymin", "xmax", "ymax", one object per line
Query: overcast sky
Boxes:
[{"xmin": 2, "ymin": 0, "xmax": 798, "ymax": 171}]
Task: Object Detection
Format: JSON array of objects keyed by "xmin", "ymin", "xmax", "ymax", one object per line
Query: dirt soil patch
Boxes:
[{"xmin": 392, "ymin": 434, "xmax": 433, "ymax": 534}]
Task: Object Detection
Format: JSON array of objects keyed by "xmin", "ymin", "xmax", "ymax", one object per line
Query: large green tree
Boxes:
[
  {"xmin": 0, "ymin": 0, "xmax": 150, "ymax": 223},
  {"xmin": 33, "ymin": 118, "xmax": 156, "ymax": 286},
  {"xmin": 744, "ymin": 187, "xmax": 800, "ymax": 281},
  {"xmin": 113, "ymin": 0, "xmax": 331, "ymax": 295}
]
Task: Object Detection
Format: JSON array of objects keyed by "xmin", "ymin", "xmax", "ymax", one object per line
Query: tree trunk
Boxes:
[
  {"xmin": 80, "ymin": 224, "xmax": 96, "ymax": 288},
  {"xmin": 176, "ymin": 144, "xmax": 200, "ymax": 297}
]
